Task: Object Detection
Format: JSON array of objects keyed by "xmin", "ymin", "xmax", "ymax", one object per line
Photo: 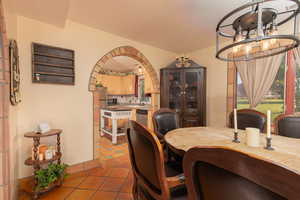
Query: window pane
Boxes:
[{"xmin": 237, "ymin": 55, "xmax": 286, "ymax": 120}]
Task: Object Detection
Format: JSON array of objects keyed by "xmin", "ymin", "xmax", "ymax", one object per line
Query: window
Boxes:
[{"xmin": 236, "ymin": 55, "xmax": 286, "ymax": 120}]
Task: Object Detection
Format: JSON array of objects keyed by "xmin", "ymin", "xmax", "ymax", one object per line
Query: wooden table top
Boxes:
[
  {"xmin": 165, "ymin": 127, "xmax": 300, "ymax": 174},
  {"xmin": 24, "ymin": 129, "xmax": 62, "ymax": 138}
]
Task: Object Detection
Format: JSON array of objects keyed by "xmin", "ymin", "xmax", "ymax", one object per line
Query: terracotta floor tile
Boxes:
[
  {"xmin": 66, "ymin": 189, "xmax": 95, "ymax": 200},
  {"xmin": 108, "ymin": 168, "xmax": 129, "ymax": 178},
  {"xmin": 19, "ymin": 179, "xmax": 35, "ymax": 194},
  {"xmin": 99, "ymin": 177, "xmax": 125, "ymax": 192},
  {"xmin": 112, "ymin": 154, "xmax": 125, "ymax": 159},
  {"xmin": 104, "ymin": 160, "xmax": 122, "ymax": 168},
  {"xmin": 117, "ymin": 192, "xmax": 133, "ymax": 200},
  {"xmin": 68, "ymin": 171, "xmax": 89, "ymax": 178},
  {"xmin": 18, "ymin": 192, "xmax": 31, "ymax": 200},
  {"xmin": 18, "ymin": 136, "xmax": 134, "ymax": 200},
  {"xmin": 120, "ymin": 180, "xmax": 133, "ymax": 193},
  {"xmin": 63, "ymin": 176, "xmax": 86, "ymax": 188},
  {"xmin": 78, "ymin": 176, "xmax": 106, "ymax": 190},
  {"xmin": 90, "ymin": 191, "xmax": 118, "ymax": 200},
  {"xmin": 127, "ymin": 171, "xmax": 133, "ymax": 181},
  {"xmin": 88, "ymin": 167, "xmax": 111, "ymax": 177},
  {"xmin": 40, "ymin": 187, "xmax": 74, "ymax": 200},
  {"xmin": 116, "ymin": 162, "xmax": 131, "ymax": 168}
]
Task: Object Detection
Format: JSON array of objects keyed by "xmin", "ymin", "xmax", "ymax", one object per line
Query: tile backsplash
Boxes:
[{"xmin": 108, "ymin": 95, "xmax": 151, "ymax": 105}]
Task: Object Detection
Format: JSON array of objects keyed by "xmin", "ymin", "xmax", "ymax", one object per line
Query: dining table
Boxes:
[{"xmin": 164, "ymin": 126, "xmax": 300, "ymax": 174}]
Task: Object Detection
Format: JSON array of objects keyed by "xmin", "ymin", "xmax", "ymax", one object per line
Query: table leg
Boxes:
[
  {"xmin": 33, "ymin": 137, "xmax": 40, "ymax": 196},
  {"xmin": 112, "ymin": 119, "xmax": 117, "ymax": 144}
]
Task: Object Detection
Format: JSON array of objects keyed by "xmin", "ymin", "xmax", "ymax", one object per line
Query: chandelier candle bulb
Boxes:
[
  {"xmin": 246, "ymin": 128, "xmax": 260, "ymax": 147},
  {"xmin": 267, "ymin": 110, "xmax": 272, "ymax": 138}
]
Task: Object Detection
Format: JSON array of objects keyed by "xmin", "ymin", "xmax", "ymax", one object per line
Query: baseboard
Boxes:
[
  {"xmin": 18, "ymin": 159, "xmax": 101, "ymax": 184},
  {"xmin": 66, "ymin": 159, "xmax": 101, "ymax": 174}
]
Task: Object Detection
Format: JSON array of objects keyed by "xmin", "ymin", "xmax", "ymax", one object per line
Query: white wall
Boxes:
[
  {"xmin": 16, "ymin": 16, "xmax": 176, "ymax": 178},
  {"xmin": 189, "ymin": 45, "xmax": 228, "ymax": 127}
]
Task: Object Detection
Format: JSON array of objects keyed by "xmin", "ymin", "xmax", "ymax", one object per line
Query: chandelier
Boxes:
[{"xmin": 216, "ymin": 0, "xmax": 300, "ymax": 62}]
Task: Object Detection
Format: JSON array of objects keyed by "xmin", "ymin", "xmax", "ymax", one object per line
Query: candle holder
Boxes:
[
  {"xmin": 264, "ymin": 137, "xmax": 274, "ymax": 151},
  {"xmin": 232, "ymin": 131, "xmax": 240, "ymax": 143}
]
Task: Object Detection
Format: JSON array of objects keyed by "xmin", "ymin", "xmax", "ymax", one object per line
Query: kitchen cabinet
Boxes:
[
  {"xmin": 122, "ymin": 75, "xmax": 135, "ymax": 95},
  {"xmin": 97, "ymin": 74, "xmax": 135, "ymax": 95},
  {"xmin": 160, "ymin": 61, "xmax": 206, "ymax": 127},
  {"xmin": 99, "ymin": 75, "xmax": 121, "ymax": 95}
]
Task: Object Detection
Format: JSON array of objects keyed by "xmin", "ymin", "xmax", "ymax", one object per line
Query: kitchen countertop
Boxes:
[{"xmin": 103, "ymin": 104, "xmax": 153, "ymax": 111}]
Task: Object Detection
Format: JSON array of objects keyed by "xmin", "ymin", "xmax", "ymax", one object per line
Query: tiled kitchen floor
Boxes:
[{"xmin": 19, "ymin": 137, "xmax": 133, "ymax": 200}]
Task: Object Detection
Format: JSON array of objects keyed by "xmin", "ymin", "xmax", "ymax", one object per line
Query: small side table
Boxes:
[{"xmin": 24, "ymin": 129, "xmax": 62, "ymax": 199}]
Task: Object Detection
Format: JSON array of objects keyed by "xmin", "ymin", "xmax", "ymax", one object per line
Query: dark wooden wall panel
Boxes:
[{"xmin": 32, "ymin": 43, "xmax": 75, "ymax": 85}]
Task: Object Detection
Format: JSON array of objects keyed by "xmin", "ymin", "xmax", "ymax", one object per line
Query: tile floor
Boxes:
[{"xmin": 18, "ymin": 137, "xmax": 133, "ymax": 200}]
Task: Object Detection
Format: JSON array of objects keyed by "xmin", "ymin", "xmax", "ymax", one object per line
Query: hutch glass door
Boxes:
[{"xmin": 168, "ymin": 70, "xmax": 183, "ymax": 113}]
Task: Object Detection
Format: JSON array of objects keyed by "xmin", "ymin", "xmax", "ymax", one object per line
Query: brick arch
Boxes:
[
  {"xmin": 89, "ymin": 46, "xmax": 160, "ymax": 159},
  {"xmin": 88, "ymin": 46, "xmax": 159, "ymax": 93}
]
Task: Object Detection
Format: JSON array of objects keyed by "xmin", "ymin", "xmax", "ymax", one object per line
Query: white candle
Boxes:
[
  {"xmin": 39, "ymin": 153, "xmax": 44, "ymax": 161},
  {"xmin": 234, "ymin": 108, "xmax": 238, "ymax": 132},
  {"xmin": 267, "ymin": 110, "xmax": 272, "ymax": 138},
  {"xmin": 246, "ymin": 128, "xmax": 260, "ymax": 147}
]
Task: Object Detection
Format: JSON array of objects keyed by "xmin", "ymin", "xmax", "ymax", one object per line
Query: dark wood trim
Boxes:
[
  {"xmin": 33, "ymin": 52, "xmax": 74, "ymax": 61},
  {"xmin": 183, "ymin": 147, "xmax": 300, "ymax": 200}
]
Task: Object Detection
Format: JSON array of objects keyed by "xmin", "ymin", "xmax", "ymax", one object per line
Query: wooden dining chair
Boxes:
[
  {"xmin": 274, "ymin": 113, "xmax": 300, "ymax": 138},
  {"xmin": 127, "ymin": 120, "xmax": 187, "ymax": 200},
  {"xmin": 229, "ymin": 109, "xmax": 267, "ymax": 132},
  {"xmin": 183, "ymin": 147, "xmax": 300, "ymax": 200}
]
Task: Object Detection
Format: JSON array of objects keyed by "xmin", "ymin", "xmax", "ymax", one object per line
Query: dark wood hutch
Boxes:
[{"xmin": 160, "ymin": 60, "xmax": 206, "ymax": 127}]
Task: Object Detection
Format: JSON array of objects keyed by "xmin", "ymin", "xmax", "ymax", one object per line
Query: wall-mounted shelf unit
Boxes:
[{"xmin": 32, "ymin": 43, "xmax": 75, "ymax": 85}]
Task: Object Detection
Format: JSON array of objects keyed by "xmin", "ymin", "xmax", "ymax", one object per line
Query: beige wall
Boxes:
[
  {"xmin": 189, "ymin": 45, "xmax": 228, "ymax": 127},
  {"xmin": 15, "ymin": 16, "xmax": 176, "ymax": 178}
]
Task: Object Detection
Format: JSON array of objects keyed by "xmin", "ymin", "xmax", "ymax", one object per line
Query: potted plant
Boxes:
[{"xmin": 35, "ymin": 163, "xmax": 68, "ymax": 191}]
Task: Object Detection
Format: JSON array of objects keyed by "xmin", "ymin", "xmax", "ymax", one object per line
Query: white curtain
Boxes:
[
  {"xmin": 235, "ymin": 50, "xmax": 284, "ymax": 108},
  {"xmin": 293, "ymin": 47, "xmax": 300, "ymax": 68}
]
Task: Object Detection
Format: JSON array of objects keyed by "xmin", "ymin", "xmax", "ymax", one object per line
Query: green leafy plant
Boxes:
[{"xmin": 35, "ymin": 163, "xmax": 68, "ymax": 190}]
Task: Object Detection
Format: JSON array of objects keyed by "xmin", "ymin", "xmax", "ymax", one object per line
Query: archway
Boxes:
[{"xmin": 88, "ymin": 46, "xmax": 160, "ymax": 159}]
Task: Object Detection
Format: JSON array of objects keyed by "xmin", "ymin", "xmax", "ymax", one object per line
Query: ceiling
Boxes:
[
  {"xmin": 102, "ymin": 56, "xmax": 141, "ymax": 73},
  {"xmin": 5, "ymin": 0, "xmax": 296, "ymax": 53}
]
